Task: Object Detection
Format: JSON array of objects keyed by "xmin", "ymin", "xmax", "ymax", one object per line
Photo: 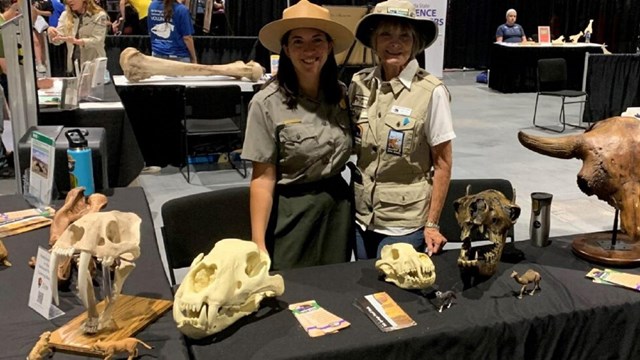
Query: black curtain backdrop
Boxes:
[{"xmin": 226, "ymin": 0, "xmax": 639, "ymax": 69}]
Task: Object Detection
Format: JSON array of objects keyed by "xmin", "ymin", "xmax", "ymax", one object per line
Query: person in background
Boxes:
[
  {"xmin": 242, "ymin": 0, "xmax": 355, "ymax": 270},
  {"xmin": 496, "ymin": 9, "xmax": 526, "ymax": 43},
  {"xmin": 349, "ymin": 0, "xmax": 455, "ymax": 259},
  {"xmin": 46, "ymin": 0, "xmax": 108, "ymax": 76},
  {"xmin": 120, "ymin": 0, "xmax": 149, "ymax": 34},
  {"xmin": 0, "ymin": 0, "xmax": 19, "ymax": 179},
  {"xmin": 147, "ymin": 0, "xmax": 196, "ymax": 63},
  {"xmin": 48, "ymin": 0, "xmax": 65, "ymax": 27}
]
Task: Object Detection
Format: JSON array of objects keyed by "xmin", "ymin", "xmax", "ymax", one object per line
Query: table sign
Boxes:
[
  {"xmin": 355, "ymin": 292, "xmax": 416, "ymax": 332},
  {"xmin": 538, "ymin": 26, "xmax": 551, "ymax": 44},
  {"xmin": 28, "ymin": 246, "xmax": 64, "ymax": 320},
  {"xmin": 28, "ymin": 131, "xmax": 55, "ymax": 206}
]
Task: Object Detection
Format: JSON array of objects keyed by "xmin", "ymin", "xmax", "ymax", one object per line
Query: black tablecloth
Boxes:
[
  {"xmin": 189, "ymin": 239, "xmax": 640, "ymax": 360},
  {"xmin": 0, "ymin": 188, "xmax": 188, "ymax": 359},
  {"xmin": 583, "ymin": 54, "xmax": 640, "ymax": 123},
  {"xmin": 38, "ymin": 83, "xmax": 145, "ymax": 187},
  {"xmin": 489, "ymin": 44, "xmax": 603, "ymax": 93}
]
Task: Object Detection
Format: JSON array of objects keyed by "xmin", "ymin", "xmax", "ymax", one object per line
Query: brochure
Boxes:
[
  {"xmin": 289, "ymin": 300, "xmax": 350, "ymax": 337},
  {"xmin": 586, "ymin": 268, "xmax": 640, "ymax": 291},
  {"xmin": 354, "ymin": 292, "xmax": 416, "ymax": 332},
  {"xmin": 27, "ymin": 131, "xmax": 55, "ymax": 206}
]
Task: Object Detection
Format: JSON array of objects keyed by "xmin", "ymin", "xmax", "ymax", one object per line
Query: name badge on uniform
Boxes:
[
  {"xmin": 391, "ymin": 105, "xmax": 412, "ymax": 117},
  {"xmin": 386, "ymin": 130, "xmax": 404, "ymax": 156}
]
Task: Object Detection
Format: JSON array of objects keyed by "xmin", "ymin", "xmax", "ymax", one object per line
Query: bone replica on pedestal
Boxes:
[
  {"xmin": 518, "ymin": 117, "xmax": 640, "ymax": 260},
  {"xmin": 551, "ymin": 35, "xmax": 565, "ymax": 45},
  {"xmin": 455, "ymin": 188, "xmax": 521, "ymax": 277},
  {"xmin": 583, "ymin": 19, "xmax": 594, "ymax": 37},
  {"xmin": 120, "ymin": 47, "xmax": 264, "ymax": 82},
  {"xmin": 50, "ymin": 211, "xmax": 141, "ymax": 334},
  {"xmin": 375, "ymin": 243, "xmax": 436, "ymax": 289},
  {"xmin": 569, "ymin": 31, "xmax": 583, "ymax": 43},
  {"xmin": 173, "ymin": 239, "xmax": 284, "ymax": 339}
]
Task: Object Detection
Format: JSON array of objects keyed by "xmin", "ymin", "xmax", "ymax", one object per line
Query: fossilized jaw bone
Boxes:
[
  {"xmin": 173, "ymin": 239, "xmax": 284, "ymax": 339},
  {"xmin": 454, "ymin": 188, "xmax": 520, "ymax": 277},
  {"xmin": 518, "ymin": 117, "xmax": 640, "ymax": 241},
  {"xmin": 119, "ymin": 47, "xmax": 264, "ymax": 82},
  {"xmin": 375, "ymin": 243, "xmax": 436, "ymax": 289},
  {"xmin": 50, "ymin": 211, "xmax": 141, "ymax": 334}
]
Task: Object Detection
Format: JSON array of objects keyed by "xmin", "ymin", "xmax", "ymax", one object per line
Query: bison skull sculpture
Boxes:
[
  {"xmin": 173, "ymin": 239, "xmax": 284, "ymax": 339},
  {"xmin": 454, "ymin": 188, "xmax": 520, "ymax": 277},
  {"xmin": 375, "ymin": 243, "xmax": 436, "ymax": 289},
  {"xmin": 518, "ymin": 117, "xmax": 640, "ymax": 241}
]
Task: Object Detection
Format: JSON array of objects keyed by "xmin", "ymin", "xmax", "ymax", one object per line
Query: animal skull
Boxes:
[
  {"xmin": 119, "ymin": 47, "xmax": 264, "ymax": 82},
  {"xmin": 50, "ymin": 211, "xmax": 141, "ymax": 333},
  {"xmin": 173, "ymin": 239, "xmax": 284, "ymax": 339},
  {"xmin": 375, "ymin": 243, "xmax": 436, "ymax": 289},
  {"xmin": 454, "ymin": 188, "xmax": 520, "ymax": 277},
  {"xmin": 518, "ymin": 117, "xmax": 640, "ymax": 241}
]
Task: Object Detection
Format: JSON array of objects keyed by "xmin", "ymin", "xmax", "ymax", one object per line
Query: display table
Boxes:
[
  {"xmin": 38, "ymin": 83, "xmax": 144, "ymax": 187},
  {"xmin": 489, "ymin": 43, "xmax": 603, "ymax": 93},
  {"xmin": 189, "ymin": 238, "xmax": 640, "ymax": 360},
  {"xmin": 0, "ymin": 188, "xmax": 188, "ymax": 359}
]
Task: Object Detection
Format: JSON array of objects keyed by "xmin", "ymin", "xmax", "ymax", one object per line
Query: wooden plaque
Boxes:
[{"xmin": 49, "ymin": 295, "xmax": 172, "ymax": 356}]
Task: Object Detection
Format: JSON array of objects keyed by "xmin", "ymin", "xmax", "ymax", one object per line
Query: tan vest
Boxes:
[{"xmin": 350, "ymin": 67, "xmax": 443, "ymax": 228}]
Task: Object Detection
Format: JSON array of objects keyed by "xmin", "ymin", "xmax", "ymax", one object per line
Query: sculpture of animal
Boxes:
[
  {"xmin": 91, "ymin": 338, "xmax": 153, "ymax": 360},
  {"xmin": 510, "ymin": 270, "xmax": 541, "ymax": 299},
  {"xmin": 435, "ymin": 290, "xmax": 457, "ymax": 312},
  {"xmin": 26, "ymin": 331, "xmax": 52, "ymax": 360},
  {"xmin": 0, "ymin": 239, "xmax": 11, "ymax": 267},
  {"xmin": 569, "ymin": 31, "xmax": 583, "ymax": 43},
  {"xmin": 518, "ymin": 117, "xmax": 640, "ymax": 242}
]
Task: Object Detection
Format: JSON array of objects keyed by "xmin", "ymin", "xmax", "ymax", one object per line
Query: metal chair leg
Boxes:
[{"xmin": 533, "ymin": 94, "xmax": 564, "ymax": 133}]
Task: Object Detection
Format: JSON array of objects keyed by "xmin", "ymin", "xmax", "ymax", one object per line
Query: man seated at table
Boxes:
[{"xmin": 496, "ymin": 9, "xmax": 526, "ymax": 43}]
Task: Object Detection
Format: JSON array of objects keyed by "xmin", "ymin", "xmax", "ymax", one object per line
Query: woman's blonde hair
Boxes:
[{"xmin": 63, "ymin": 0, "xmax": 104, "ymax": 35}]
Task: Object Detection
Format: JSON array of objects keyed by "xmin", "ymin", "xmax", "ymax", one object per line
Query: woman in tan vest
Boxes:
[{"xmin": 349, "ymin": 0, "xmax": 455, "ymax": 259}]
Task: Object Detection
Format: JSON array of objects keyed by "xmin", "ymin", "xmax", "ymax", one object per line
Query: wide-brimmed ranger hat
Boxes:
[
  {"xmin": 259, "ymin": 0, "xmax": 355, "ymax": 54},
  {"xmin": 355, "ymin": 0, "xmax": 438, "ymax": 51}
]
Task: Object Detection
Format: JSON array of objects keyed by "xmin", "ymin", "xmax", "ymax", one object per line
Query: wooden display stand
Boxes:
[
  {"xmin": 49, "ymin": 295, "xmax": 172, "ymax": 356},
  {"xmin": 571, "ymin": 210, "xmax": 640, "ymax": 266}
]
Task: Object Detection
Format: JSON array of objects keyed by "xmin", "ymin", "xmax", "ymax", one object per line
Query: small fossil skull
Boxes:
[
  {"xmin": 50, "ymin": 211, "xmax": 141, "ymax": 333},
  {"xmin": 454, "ymin": 187, "xmax": 520, "ymax": 277},
  {"xmin": 173, "ymin": 239, "xmax": 284, "ymax": 339},
  {"xmin": 375, "ymin": 243, "xmax": 436, "ymax": 289}
]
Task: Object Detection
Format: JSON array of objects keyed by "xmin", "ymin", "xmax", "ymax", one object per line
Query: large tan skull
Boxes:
[
  {"xmin": 375, "ymin": 243, "xmax": 436, "ymax": 289},
  {"xmin": 454, "ymin": 188, "xmax": 520, "ymax": 277},
  {"xmin": 518, "ymin": 116, "xmax": 640, "ymax": 241},
  {"xmin": 50, "ymin": 211, "xmax": 141, "ymax": 333},
  {"xmin": 173, "ymin": 239, "xmax": 284, "ymax": 339}
]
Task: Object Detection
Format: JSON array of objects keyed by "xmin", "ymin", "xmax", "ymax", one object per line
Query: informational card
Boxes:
[
  {"xmin": 355, "ymin": 292, "xmax": 416, "ymax": 332},
  {"xmin": 28, "ymin": 131, "xmax": 55, "ymax": 206},
  {"xmin": 538, "ymin": 26, "xmax": 551, "ymax": 44},
  {"xmin": 586, "ymin": 268, "xmax": 640, "ymax": 291},
  {"xmin": 28, "ymin": 247, "xmax": 64, "ymax": 319},
  {"xmin": 289, "ymin": 300, "xmax": 350, "ymax": 337}
]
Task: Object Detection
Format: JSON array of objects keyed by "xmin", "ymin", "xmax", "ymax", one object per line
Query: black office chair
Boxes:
[
  {"xmin": 440, "ymin": 178, "xmax": 516, "ymax": 243},
  {"xmin": 160, "ymin": 186, "xmax": 252, "ymax": 287},
  {"xmin": 532, "ymin": 58, "xmax": 588, "ymax": 133},
  {"xmin": 181, "ymin": 85, "xmax": 247, "ymax": 182}
]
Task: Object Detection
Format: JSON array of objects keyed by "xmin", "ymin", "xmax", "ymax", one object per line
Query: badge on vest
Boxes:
[
  {"xmin": 391, "ymin": 105, "xmax": 412, "ymax": 117},
  {"xmin": 386, "ymin": 130, "xmax": 404, "ymax": 156}
]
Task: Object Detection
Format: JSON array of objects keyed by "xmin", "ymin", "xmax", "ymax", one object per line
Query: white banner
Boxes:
[{"xmin": 411, "ymin": 0, "xmax": 448, "ymax": 78}]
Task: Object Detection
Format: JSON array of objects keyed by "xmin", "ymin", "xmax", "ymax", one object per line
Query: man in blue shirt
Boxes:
[{"xmin": 496, "ymin": 9, "xmax": 526, "ymax": 43}]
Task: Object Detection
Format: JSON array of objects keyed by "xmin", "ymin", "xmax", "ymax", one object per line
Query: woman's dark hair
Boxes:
[
  {"xmin": 163, "ymin": 0, "xmax": 174, "ymax": 22},
  {"xmin": 273, "ymin": 30, "xmax": 343, "ymax": 109}
]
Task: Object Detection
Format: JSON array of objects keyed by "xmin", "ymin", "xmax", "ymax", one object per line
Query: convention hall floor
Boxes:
[{"xmin": 0, "ymin": 70, "xmax": 615, "ymax": 280}]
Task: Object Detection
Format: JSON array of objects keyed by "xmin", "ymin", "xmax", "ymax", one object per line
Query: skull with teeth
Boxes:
[
  {"xmin": 50, "ymin": 211, "xmax": 141, "ymax": 334},
  {"xmin": 375, "ymin": 243, "xmax": 436, "ymax": 289},
  {"xmin": 173, "ymin": 239, "xmax": 285, "ymax": 339},
  {"xmin": 454, "ymin": 187, "xmax": 520, "ymax": 277}
]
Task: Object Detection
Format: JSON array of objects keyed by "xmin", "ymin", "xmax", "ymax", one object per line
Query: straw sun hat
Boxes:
[
  {"xmin": 258, "ymin": 0, "xmax": 355, "ymax": 54},
  {"xmin": 355, "ymin": 0, "xmax": 438, "ymax": 51}
]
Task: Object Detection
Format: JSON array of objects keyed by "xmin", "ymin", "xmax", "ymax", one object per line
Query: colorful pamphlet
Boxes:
[
  {"xmin": 586, "ymin": 268, "xmax": 640, "ymax": 291},
  {"xmin": 289, "ymin": 300, "xmax": 350, "ymax": 337},
  {"xmin": 538, "ymin": 26, "xmax": 551, "ymax": 44},
  {"xmin": 28, "ymin": 131, "xmax": 56, "ymax": 206},
  {"xmin": 354, "ymin": 292, "xmax": 416, "ymax": 332}
]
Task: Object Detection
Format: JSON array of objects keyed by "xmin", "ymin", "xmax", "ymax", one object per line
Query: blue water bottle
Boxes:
[{"xmin": 65, "ymin": 129, "xmax": 95, "ymax": 195}]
